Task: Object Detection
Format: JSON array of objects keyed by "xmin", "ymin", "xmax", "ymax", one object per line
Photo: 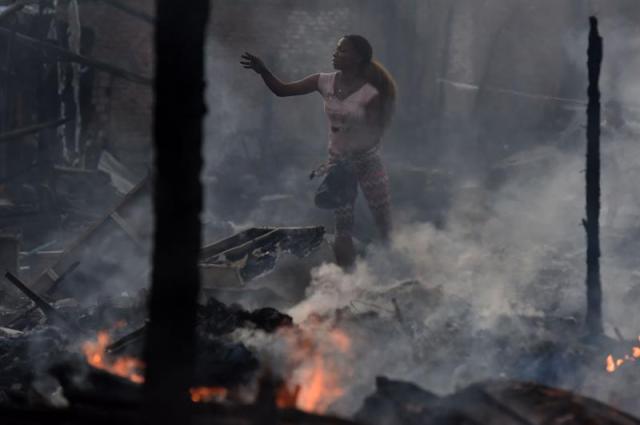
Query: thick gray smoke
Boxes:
[{"xmin": 201, "ymin": 0, "xmax": 640, "ymax": 418}]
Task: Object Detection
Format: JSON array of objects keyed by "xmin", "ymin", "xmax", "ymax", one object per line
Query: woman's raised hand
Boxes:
[{"xmin": 240, "ymin": 52, "xmax": 267, "ymax": 75}]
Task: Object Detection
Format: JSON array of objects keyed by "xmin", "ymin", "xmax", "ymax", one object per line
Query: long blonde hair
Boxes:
[{"xmin": 344, "ymin": 34, "xmax": 397, "ymax": 128}]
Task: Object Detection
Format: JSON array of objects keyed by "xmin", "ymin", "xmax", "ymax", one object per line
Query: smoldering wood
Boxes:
[
  {"xmin": 3, "ymin": 377, "xmax": 640, "ymax": 425},
  {"xmin": 106, "ymin": 302, "xmax": 292, "ymax": 355},
  {"xmin": 0, "ymin": 117, "xmax": 70, "ymax": 143},
  {"xmin": 0, "ymin": 26, "xmax": 152, "ymax": 85},
  {"xmin": 106, "ymin": 322, "xmax": 147, "ymax": 354},
  {"xmin": 584, "ymin": 16, "xmax": 603, "ymax": 337}
]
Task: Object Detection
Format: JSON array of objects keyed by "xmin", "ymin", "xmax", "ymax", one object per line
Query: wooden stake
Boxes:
[
  {"xmin": 584, "ymin": 16, "xmax": 603, "ymax": 337},
  {"xmin": 142, "ymin": 0, "xmax": 209, "ymax": 423}
]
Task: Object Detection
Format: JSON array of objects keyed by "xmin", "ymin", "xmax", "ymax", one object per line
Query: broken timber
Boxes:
[
  {"xmin": 200, "ymin": 226, "xmax": 326, "ymax": 284},
  {"xmin": 3, "ymin": 271, "xmax": 85, "ymax": 335},
  {"xmin": 30, "ymin": 186, "xmax": 324, "ymax": 295},
  {"xmin": 3, "ymin": 261, "xmax": 80, "ymax": 327},
  {"xmin": 0, "ymin": 26, "xmax": 152, "ymax": 85},
  {"xmin": 31, "ymin": 176, "xmax": 151, "ymax": 295}
]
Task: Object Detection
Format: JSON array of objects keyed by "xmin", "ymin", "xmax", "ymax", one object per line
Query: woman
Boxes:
[{"xmin": 241, "ymin": 35, "xmax": 396, "ymax": 268}]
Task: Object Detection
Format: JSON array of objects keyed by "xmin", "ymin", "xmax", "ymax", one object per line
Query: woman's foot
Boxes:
[{"xmin": 333, "ymin": 235, "xmax": 356, "ymax": 270}]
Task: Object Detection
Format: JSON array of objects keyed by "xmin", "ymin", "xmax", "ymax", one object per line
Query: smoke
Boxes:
[{"xmin": 197, "ymin": 1, "xmax": 640, "ymax": 417}]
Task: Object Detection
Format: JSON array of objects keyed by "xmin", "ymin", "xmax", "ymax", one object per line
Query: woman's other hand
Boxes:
[{"xmin": 240, "ymin": 52, "xmax": 267, "ymax": 74}]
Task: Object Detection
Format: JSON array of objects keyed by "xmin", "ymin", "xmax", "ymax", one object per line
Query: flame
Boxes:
[
  {"xmin": 83, "ymin": 331, "xmax": 231, "ymax": 403},
  {"xmin": 190, "ymin": 386, "xmax": 228, "ymax": 403},
  {"xmin": 605, "ymin": 336, "xmax": 640, "ymax": 373},
  {"xmin": 606, "ymin": 355, "xmax": 616, "ymax": 373},
  {"xmin": 276, "ymin": 325, "xmax": 352, "ymax": 413},
  {"xmin": 296, "ymin": 354, "xmax": 345, "ymax": 412},
  {"xmin": 82, "ymin": 331, "xmax": 145, "ymax": 384},
  {"xmin": 82, "ymin": 324, "xmax": 354, "ymax": 412},
  {"xmin": 276, "ymin": 382, "xmax": 300, "ymax": 408}
]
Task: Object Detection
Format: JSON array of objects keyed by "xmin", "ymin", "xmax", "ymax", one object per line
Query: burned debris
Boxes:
[
  {"xmin": 357, "ymin": 378, "xmax": 640, "ymax": 425},
  {"xmin": 1, "ymin": 1, "xmax": 640, "ymax": 425}
]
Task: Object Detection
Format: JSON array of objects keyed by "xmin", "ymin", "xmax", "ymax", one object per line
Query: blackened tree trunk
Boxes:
[
  {"xmin": 584, "ymin": 16, "xmax": 603, "ymax": 337},
  {"xmin": 143, "ymin": 0, "xmax": 209, "ymax": 423}
]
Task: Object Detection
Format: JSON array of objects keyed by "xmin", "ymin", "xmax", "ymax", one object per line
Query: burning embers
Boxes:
[
  {"xmin": 273, "ymin": 320, "xmax": 353, "ymax": 413},
  {"xmin": 82, "ymin": 331, "xmax": 228, "ymax": 403},
  {"xmin": 82, "ymin": 330, "xmax": 145, "ymax": 384},
  {"xmin": 605, "ymin": 336, "xmax": 640, "ymax": 373},
  {"xmin": 190, "ymin": 386, "xmax": 228, "ymax": 403},
  {"xmin": 80, "ymin": 322, "xmax": 353, "ymax": 414}
]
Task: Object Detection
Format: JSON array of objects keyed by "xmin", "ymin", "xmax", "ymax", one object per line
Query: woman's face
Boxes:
[{"xmin": 332, "ymin": 38, "xmax": 362, "ymax": 71}]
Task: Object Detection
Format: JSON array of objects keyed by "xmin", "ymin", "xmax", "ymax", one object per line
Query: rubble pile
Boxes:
[{"xmin": 0, "ymin": 288, "xmax": 296, "ymax": 405}]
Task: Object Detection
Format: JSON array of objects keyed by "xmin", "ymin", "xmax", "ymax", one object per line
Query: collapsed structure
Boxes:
[{"xmin": 1, "ymin": 1, "xmax": 640, "ymax": 424}]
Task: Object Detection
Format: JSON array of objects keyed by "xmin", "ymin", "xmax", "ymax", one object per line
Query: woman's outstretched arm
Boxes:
[{"xmin": 241, "ymin": 52, "xmax": 319, "ymax": 97}]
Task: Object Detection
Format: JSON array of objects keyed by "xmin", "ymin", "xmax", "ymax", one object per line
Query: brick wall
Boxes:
[
  {"xmin": 205, "ymin": 0, "xmax": 371, "ymax": 172},
  {"xmin": 78, "ymin": 0, "xmax": 154, "ymax": 174}
]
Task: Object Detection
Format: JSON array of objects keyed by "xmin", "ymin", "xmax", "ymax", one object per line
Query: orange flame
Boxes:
[
  {"xmin": 276, "ymin": 382, "xmax": 300, "ymax": 408},
  {"xmin": 82, "ymin": 331, "xmax": 145, "ymax": 384},
  {"xmin": 606, "ymin": 355, "xmax": 616, "ymax": 373},
  {"xmin": 605, "ymin": 336, "xmax": 640, "ymax": 373},
  {"xmin": 296, "ymin": 354, "xmax": 345, "ymax": 412},
  {"xmin": 82, "ymin": 331, "xmax": 231, "ymax": 404},
  {"xmin": 190, "ymin": 386, "xmax": 228, "ymax": 403},
  {"xmin": 276, "ymin": 326, "xmax": 352, "ymax": 413}
]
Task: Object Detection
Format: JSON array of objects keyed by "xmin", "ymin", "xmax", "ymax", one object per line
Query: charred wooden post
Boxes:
[
  {"xmin": 142, "ymin": 0, "xmax": 209, "ymax": 424},
  {"xmin": 584, "ymin": 16, "xmax": 603, "ymax": 337}
]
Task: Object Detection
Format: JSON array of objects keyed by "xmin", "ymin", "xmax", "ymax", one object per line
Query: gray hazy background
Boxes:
[{"xmin": 201, "ymin": 0, "xmax": 640, "ymax": 417}]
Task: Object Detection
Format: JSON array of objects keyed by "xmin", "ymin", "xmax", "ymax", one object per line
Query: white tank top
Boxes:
[{"xmin": 317, "ymin": 72, "xmax": 381, "ymax": 155}]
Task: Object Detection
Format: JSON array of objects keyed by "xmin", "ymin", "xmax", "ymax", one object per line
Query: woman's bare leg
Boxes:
[
  {"xmin": 355, "ymin": 153, "xmax": 392, "ymax": 243},
  {"xmin": 334, "ymin": 204, "xmax": 357, "ymax": 269}
]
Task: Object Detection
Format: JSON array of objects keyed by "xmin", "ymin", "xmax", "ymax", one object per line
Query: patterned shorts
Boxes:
[{"xmin": 330, "ymin": 149, "xmax": 391, "ymax": 241}]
